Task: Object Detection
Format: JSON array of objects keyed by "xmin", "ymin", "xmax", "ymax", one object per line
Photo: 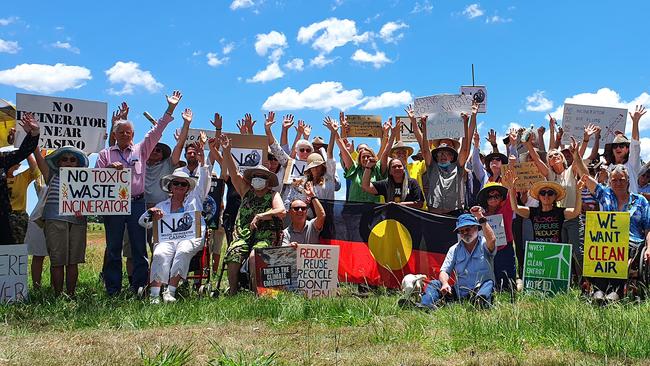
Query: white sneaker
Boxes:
[
  {"xmin": 162, "ymin": 290, "xmax": 177, "ymax": 303},
  {"xmin": 150, "ymin": 296, "xmax": 161, "ymax": 305},
  {"xmin": 516, "ymin": 279, "xmax": 524, "ymax": 292}
]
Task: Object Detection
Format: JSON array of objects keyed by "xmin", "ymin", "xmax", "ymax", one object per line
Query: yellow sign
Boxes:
[
  {"xmin": 503, "ymin": 162, "xmax": 545, "ymax": 191},
  {"xmin": 583, "ymin": 211, "xmax": 629, "ymax": 279},
  {"xmin": 346, "ymin": 115, "xmax": 383, "ymax": 138}
]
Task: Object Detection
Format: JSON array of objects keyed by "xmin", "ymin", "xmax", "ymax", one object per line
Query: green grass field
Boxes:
[{"xmin": 1, "ymin": 229, "xmax": 650, "ymax": 365}]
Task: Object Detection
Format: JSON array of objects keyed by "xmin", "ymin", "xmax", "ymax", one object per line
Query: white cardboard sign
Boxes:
[
  {"xmin": 561, "ymin": 103, "xmax": 627, "ymax": 147},
  {"xmin": 414, "ymin": 94, "xmax": 472, "ymax": 140},
  {"xmin": 0, "ymin": 244, "xmax": 28, "ymax": 303},
  {"xmin": 59, "ymin": 168, "xmax": 131, "ymax": 215},
  {"xmin": 460, "ymin": 85, "xmax": 487, "ymax": 113}
]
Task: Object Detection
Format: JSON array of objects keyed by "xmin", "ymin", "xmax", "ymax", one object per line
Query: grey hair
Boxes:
[
  {"xmin": 112, "ymin": 119, "xmax": 134, "ymax": 134},
  {"xmin": 610, "ymin": 164, "xmax": 629, "ymax": 179},
  {"xmin": 295, "ymin": 139, "xmax": 313, "ymax": 151}
]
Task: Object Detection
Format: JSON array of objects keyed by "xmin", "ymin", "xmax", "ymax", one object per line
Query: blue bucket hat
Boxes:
[
  {"xmin": 45, "ymin": 146, "xmax": 89, "ymax": 172},
  {"xmin": 453, "ymin": 214, "xmax": 482, "ymax": 233}
]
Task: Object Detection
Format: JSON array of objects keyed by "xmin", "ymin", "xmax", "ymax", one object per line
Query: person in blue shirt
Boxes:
[{"xmin": 420, "ymin": 207, "xmax": 497, "ymax": 308}]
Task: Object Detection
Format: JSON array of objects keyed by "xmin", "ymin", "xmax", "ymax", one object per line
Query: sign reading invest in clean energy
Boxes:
[{"xmin": 523, "ymin": 241, "xmax": 572, "ymax": 295}]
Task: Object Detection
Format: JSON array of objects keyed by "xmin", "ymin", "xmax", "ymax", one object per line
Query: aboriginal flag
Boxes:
[{"xmin": 319, "ymin": 200, "xmax": 459, "ymax": 288}]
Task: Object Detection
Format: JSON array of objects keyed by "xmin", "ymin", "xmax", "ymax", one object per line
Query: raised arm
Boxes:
[
  {"xmin": 564, "ymin": 176, "xmax": 585, "ymax": 220},
  {"xmin": 34, "ymin": 148, "xmax": 49, "ymax": 182},
  {"xmin": 548, "ymin": 115, "xmax": 556, "ymax": 150},
  {"xmin": 327, "ymin": 116, "xmax": 354, "ymax": 171},
  {"xmin": 486, "ymin": 129, "xmax": 499, "ymax": 154},
  {"xmin": 171, "ymin": 108, "xmax": 192, "ymax": 166},
  {"xmin": 280, "ymin": 114, "xmax": 294, "ymax": 147},
  {"xmin": 360, "ymin": 158, "xmax": 379, "ymax": 195},
  {"xmin": 218, "ymin": 134, "xmax": 249, "ymax": 197},
  {"xmin": 208, "ymin": 113, "xmax": 223, "ymax": 166},
  {"xmin": 457, "ymin": 103, "xmax": 478, "ymax": 168},
  {"xmin": 290, "ymin": 120, "xmax": 306, "ymax": 159},
  {"xmin": 579, "ymin": 123, "xmax": 598, "ymax": 159},
  {"xmin": 470, "ymin": 131, "xmax": 486, "ymax": 183},
  {"xmin": 377, "ymin": 118, "xmax": 394, "ymax": 174},
  {"xmin": 523, "ymin": 136, "xmax": 550, "ymax": 178},
  {"xmin": 3, "ymin": 112, "xmax": 41, "ymax": 171},
  {"xmin": 265, "ymin": 111, "xmax": 291, "ymax": 167},
  {"xmin": 503, "ymin": 168, "xmax": 530, "ymax": 218},
  {"xmin": 407, "ymin": 104, "xmax": 432, "ymax": 167},
  {"xmin": 588, "ymin": 126, "xmax": 601, "ymax": 161},
  {"xmin": 537, "ymin": 125, "xmax": 547, "ymax": 152},
  {"xmin": 630, "ymin": 105, "xmax": 645, "ymax": 142},
  {"xmin": 304, "ymin": 182, "xmax": 326, "ymax": 231},
  {"xmin": 108, "ymin": 102, "xmax": 128, "ymax": 147},
  {"xmin": 471, "ymin": 206, "xmax": 496, "ymax": 252}
]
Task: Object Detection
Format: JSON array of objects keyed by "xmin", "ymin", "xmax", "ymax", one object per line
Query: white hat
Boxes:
[{"xmin": 160, "ymin": 168, "xmax": 198, "ymax": 193}]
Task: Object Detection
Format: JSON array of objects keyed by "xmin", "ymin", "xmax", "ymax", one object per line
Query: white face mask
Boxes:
[{"xmin": 251, "ymin": 177, "xmax": 267, "ymax": 190}]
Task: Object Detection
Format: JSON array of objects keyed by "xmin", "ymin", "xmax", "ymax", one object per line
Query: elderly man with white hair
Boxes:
[{"xmin": 96, "ymin": 90, "xmax": 182, "ymax": 296}]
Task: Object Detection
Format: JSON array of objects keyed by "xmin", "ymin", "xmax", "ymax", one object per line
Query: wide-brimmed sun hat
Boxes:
[
  {"xmin": 45, "ymin": 146, "xmax": 89, "ymax": 171},
  {"xmin": 454, "ymin": 213, "xmax": 482, "ymax": 233},
  {"xmin": 431, "ymin": 142, "xmax": 459, "ymax": 163},
  {"xmin": 483, "ymin": 152, "xmax": 508, "ymax": 171},
  {"xmin": 305, "ymin": 153, "xmax": 326, "ymax": 171},
  {"xmin": 530, "ymin": 180, "xmax": 566, "ymax": 201},
  {"xmin": 389, "ymin": 140, "xmax": 414, "ymax": 158},
  {"xmin": 477, "ymin": 182, "xmax": 508, "ymax": 208},
  {"xmin": 604, "ymin": 134, "xmax": 631, "ymax": 164},
  {"xmin": 243, "ymin": 165, "xmax": 279, "ymax": 188},
  {"xmin": 161, "ymin": 168, "xmax": 198, "ymax": 193},
  {"xmin": 153, "ymin": 143, "xmax": 171, "ymax": 160}
]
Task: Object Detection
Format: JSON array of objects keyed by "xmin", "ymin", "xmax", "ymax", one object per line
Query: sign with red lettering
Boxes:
[
  {"xmin": 0, "ymin": 244, "xmax": 28, "ymax": 303},
  {"xmin": 583, "ymin": 211, "xmax": 629, "ymax": 279},
  {"xmin": 58, "ymin": 168, "xmax": 131, "ymax": 215}
]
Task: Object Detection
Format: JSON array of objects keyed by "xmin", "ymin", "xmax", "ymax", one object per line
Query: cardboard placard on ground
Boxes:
[
  {"xmin": 503, "ymin": 162, "xmax": 545, "ymax": 191},
  {"xmin": 523, "ymin": 241, "xmax": 572, "ymax": 295},
  {"xmin": 58, "ymin": 168, "xmax": 131, "ymax": 215},
  {"xmin": 283, "ymin": 159, "xmax": 309, "ymax": 185},
  {"xmin": 396, "ymin": 116, "xmax": 420, "ymax": 143},
  {"xmin": 14, "ymin": 93, "xmax": 107, "ymax": 154},
  {"xmin": 346, "ymin": 115, "xmax": 382, "ymax": 138},
  {"xmin": 561, "ymin": 103, "xmax": 627, "ymax": 147},
  {"xmin": 0, "ymin": 244, "xmax": 28, "ymax": 303},
  {"xmin": 460, "ymin": 85, "xmax": 487, "ymax": 113},
  {"xmin": 413, "ymin": 94, "xmax": 472, "ymax": 140},
  {"xmin": 583, "ymin": 211, "xmax": 629, "ymax": 279},
  {"xmin": 255, "ymin": 244, "xmax": 339, "ymax": 298},
  {"xmin": 226, "ymin": 133, "xmax": 268, "ymax": 173},
  {"xmin": 153, "ymin": 211, "xmax": 202, "ymax": 243},
  {"xmin": 485, "ymin": 214, "xmax": 507, "ymax": 248}
]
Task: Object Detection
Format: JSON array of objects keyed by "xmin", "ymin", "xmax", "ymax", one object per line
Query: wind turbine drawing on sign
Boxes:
[{"xmin": 543, "ymin": 245, "xmax": 570, "ymax": 280}]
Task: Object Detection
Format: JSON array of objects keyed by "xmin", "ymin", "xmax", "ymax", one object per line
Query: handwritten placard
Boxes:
[
  {"xmin": 583, "ymin": 211, "xmax": 629, "ymax": 279},
  {"xmin": 503, "ymin": 162, "xmax": 545, "ymax": 191},
  {"xmin": 561, "ymin": 104, "xmax": 627, "ymax": 147},
  {"xmin": 460, "ymin": 85, "xmax": 487, "ymax": 113},
  {"xmin": 0, "ymin": 244, "xmax": 28, "ymax": 303},
  {"xmin": 346, "ymin": 115, "xmax": 382, "ymax": 138},
  {"xmin": 414, "ymin": 94, "xmax": 472, "ymax": 140},
  {"xmin": 59, "ymin": 168, "xmax": 131, "ymax": 215},
  {"xmin": 486, "ymin": 214, "xmax": 507, "ymax": 248}
]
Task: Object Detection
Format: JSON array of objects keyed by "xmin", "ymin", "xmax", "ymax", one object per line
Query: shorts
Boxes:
[
  {"xmin": 9, "ymin": 211, "xmax": 29, "ymax": 244},
  {"xmin": 224, "ymin": 238, "xmax": 272, "ymax": 265},
  {"xmin": 44, "ymin": 220, "xmax": 87, "ymax": 266},
  {"xmin": 209, "ymin": 227, "xmax": 227, "ymax": 255}
]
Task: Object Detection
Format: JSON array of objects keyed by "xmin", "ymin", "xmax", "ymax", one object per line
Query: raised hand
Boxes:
[
  {"xmin": 363, "ymin": 155, "xmax": 377, "ymax": 169},
  {"xmin": 174, "ymin": 128, "xmax": 180, "ymax": 141},
  {"xmin": 19, "ymin": 112, "xmax": 40, "ymax": 135},
  {"xmin": 323, "ymin": 116, "xmax": 339, "ymax": 133},
  {"xmin": 471, "ymin": 101, "xmax": 479, "ymax": 115},
  {"xmin": 295, "ymin": 120, "xmax": 306, "ymax": 136},
  {"xmin": 166, "ymin": 90, "xmax": 183, "ymax": 111},
  {"xmin": 304, "ymin": 181, "xmax": 315, "ymax": 199},
  {"xmin": 339, "ymin": 111, "xmax": 349, "ymax": 135},
  {"xmin": 537, "ymin": 125, "xmax": 546, "ymax": 136},
  {"xmin": 382, "ymin": 119, "xmax": 392, "ymax": 137},
  {"xmin": 181, "ymin": 108, "xmax": 193, "ymax": 124},
  {"xmin": 557, "ymin": 126, "xmax": 564, "ymax": 138},
  {"xmin": 282, "ymin": 114, "xmax": 294, "ymax": 130},
  {"xmin": 210, "ymin": 113, "xmax": 223, "ymax": 131},
  {"xmin": 111, "ymin": 102, "xmax": 129, "ymax": 123},
  {"xmin": 303, "ymin": 124, "xmax": 312, "ymax": 139},
  {"xmin": 264, "ymin": 111, "xmax": 276, "ymax": 129},
  {"xmin": 208, "ymin": 137, "xmax": 219, "ymax": 151},
  {"xmin": 469, "ymin": 205, "xmax": 484, "ymax": 219},
  {"xmin": 460, "ymin": 112, "xmax": 469, "ymax": 123},
  {"xmin": 473, "ymin": 131, "xmax": 480, "ymax": 148},
  {"xmin": 502, "ymin": 168, "xmax": 518, "ymax": 189},
  {"xmin": 568, "ymin": 136, "xmax": 580, "ymax": 157},
  {"xmin": 508, "ymin": 128, "xmax": 518, "ymax": 146},
  {"xmin": 391, "ymin": 117, "xmax": 401, "ymax": 137},
  {"xmin": 549, "ymin": 114, "xmax": 556, "ymax": 129},
  {"xmin": 218, "ymin": 133, "xmax": 232, "ymax": 151},
  {"xmin": 343, "ymin": 138, "xmax": 354, "ymax": 153},
  {"xmin": 577, "ymin": 174, "xmax": 588, "ymax": 191},
  {"xmin": 487, "ymin": 129, "xmax": 497, "ymax": 145},
  {"xmin": 629, "ymin": 105, "xmax": 647, "ymax": 124},
  {"xmin": 244, "ymin": 113, "xmax": 256, "ymax": 134},
  {"xmin": 404, "ymin": 104, "xmax": 416, "ymax": 120},
  {"xmin": 199, "ymin": 131, "xmax": 208, "ymax": 145},
  {"xmin": 236, "ymin": 119, "xmax": 248, "ymax": 134}
]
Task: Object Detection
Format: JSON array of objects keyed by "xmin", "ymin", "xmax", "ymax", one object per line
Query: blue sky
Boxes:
[{"xmin": 1, "ymin": 0, "xmax": 649, "ymax": 205}]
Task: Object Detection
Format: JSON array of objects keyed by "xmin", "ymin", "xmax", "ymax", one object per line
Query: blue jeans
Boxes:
[
  {"xmin": 103, "ymin": 198, "xmax": 147, "ymax": 295},
  {"xmin": 421, "ymin": 279, "xmax": 494, "ymax": 307}
]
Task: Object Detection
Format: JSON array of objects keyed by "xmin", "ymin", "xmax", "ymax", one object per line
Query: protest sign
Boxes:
[
  {"xmin": 413, "ymin": 94, "xmax": 473, "ymax": 140},
  {"xmin": 561, "ymin": 103, "xmax": 627, "ymax": 146},
  {"xmin": 15, "ymin": 93, "xmax": 107, "ymax": 153},
  {"xmin": 254, "ymin": 246, "xmax": 298, "ymax": 296},
  {"xmin": 59, "ymin": 168, "xmax": 131, "ymax": 215},
  {"xmin": 153, "ymin": 211, "xmax": 202, "ymax": 243},
  {"xmin": 227, "ymin": 134, "xmax": 268, "ymax": 173},
  {"xmin": 346, "ymin": 115, "xmax": 383, "ymax": 138},
  {"xmin": 0, "ymin": 244, "xmax": 28, "ymax": 303},
  {"xmin": 460, "ymin": 85, "xmax": 487, "ymax": 113},
  {"xmin": 297, "ymin": 244, "xmax": 339, "ymax": 298},
  {"xmin": 486, "ymin": 214, "xmax": 507, "ymax": 248},
  {"xmin": 396, "ymin": 116, "xmax": 419, "ymax": 143},
  {"xmin": 185, "ymin": 128, "xmax": 215, "ymax": 149},
  {"xmin": 283, "ymin": 159, "xmax": 308, "ymax": 184},
  {"xmin": 503, "ymin": 162, "xmax": 545, "ymax": 190},
  {"xmin": 583, "ymin": 211, "xmax": 629, "ymax": 279},
  {"xmin": 523, "ymin": 241, "xmax": 572, "ymax": 295}
]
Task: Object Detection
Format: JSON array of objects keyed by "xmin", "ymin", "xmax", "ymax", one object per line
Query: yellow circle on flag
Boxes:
[{"xmin": 368, "ymin": 219, "xmax": 413, "ymax": 270}]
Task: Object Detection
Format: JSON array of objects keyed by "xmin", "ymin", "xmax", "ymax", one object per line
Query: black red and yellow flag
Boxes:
[{"xmin": 319, "ymin": 200, "xmax": 458, "ymax": 288}]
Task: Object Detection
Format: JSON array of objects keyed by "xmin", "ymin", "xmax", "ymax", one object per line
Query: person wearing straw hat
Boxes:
[
  {"xmin": 33, "ymin": 139, "xmax": 89, "ymax": 297},
  {"xmin": 503, "ymin": 169, "xmax": 583, "ymax": 244},
  {"xmin": 1, "ymin": 112, "xmax": 40, "ymax": 245},
  {"xmin": 139, "ymin": 168, "xmax": 205, "ymax": 303},
  {"xmin": 96, "ymin": 91, "xmax": 182, "ymax": 296},
  {"xmin": 603, "ymin": 105, "xmax": 645, "ymax": 193},
  {"xmin": 218, "ymin": 134, "xmax": 285, "ymax": 294}
]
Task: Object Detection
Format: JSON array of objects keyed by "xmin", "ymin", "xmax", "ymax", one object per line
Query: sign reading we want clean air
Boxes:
[
  {"xmin": 59, "ymin": 168, "xmax": 131, "ymax": 215},
  {"xmin": 583, "ymin": 211, "xmax": 629, "ymax": 279},
  {"xmin": 15, "ymin": 93, "xmax": 108, "ymax": 153}
]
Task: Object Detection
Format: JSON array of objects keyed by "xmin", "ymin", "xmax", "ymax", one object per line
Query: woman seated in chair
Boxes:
[
  {"xmin": 139, "ymin": 169, "xmax": 208, "ymax": 303},
  {"xmin": 217, "ymin": 134, "xmax": 285, "ymax": 294}
]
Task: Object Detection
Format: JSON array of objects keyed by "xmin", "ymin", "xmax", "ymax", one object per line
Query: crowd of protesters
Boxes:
[{"xmin": 1, "ymin": 88, "xmax": 648, "ymax": 306}]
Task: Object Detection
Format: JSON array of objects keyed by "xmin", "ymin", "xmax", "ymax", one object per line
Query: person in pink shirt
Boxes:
[{"xmin": 96, "ymin": 90, "xmax": 182, "ymax": 295}]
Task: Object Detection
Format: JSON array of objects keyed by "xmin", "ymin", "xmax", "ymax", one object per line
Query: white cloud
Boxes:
[
  {"xmin": 548, "ymin": 88, "xmax": 650, "ymax": 133},
  {"xmin": 411, "ymin": 1, "xmax": 433, "ymax": 14},
  {"xmin": 254, "ymin": 31, "xmax": 287, "ymax": 60},
  {"xmin": 230, "ymin": 0, "xmax": 254, "ymax": 10},
  {"xmin": 379, "ymin": 21, "xmax": 408, "ymax": 43},
  {"xmin": 486, "ymin": 15, "xmax": 512, "ymax": 23},
  {"xmin": 463, "ymin": 4, "xmax": 484, "ymax": 19},
  {"xmin": 52, "ymin": 41, "xmax": 80, "ymax": 54},
  {"xmin": 105, "ymin": 61, "xmax": 163, "ymax": 95},
  {"xmin": 0, "ymin": 63, "xmax": 91, "ymax": 93},
  {"xmin": 206, "ymin": 52, "xmax": 227, "ymax": 67},
  {"xmin": 263, "ymin": 81, "xmax": 364, "ymax": 111},
  {"xmin": 297, "ymin": 18, "xmax": 370, "ymax": 54},
  {"xmin": 222, "ymin": 42, "xmax": 235, "ymax": 55},
  {"xmin": 310, "ymin": 55, "xmax": 336, "ymax": 68},
  {"xmin": 0, "ymin": 39, "xmax": 20, "ymax": 54},
  {"xmin": 351, "ymin": 49, "xmax": 391, "ymax": 68},
  {"xmin": 0, "ymin": 17, "xmax": 18, "ymax": 26},
  {"xmin": 246, "ymin": 62, "xmax": 284, "ymax": 83},
  {"xmin": 360, "ymin": 91, "xmax": 412, "ymax": 110},
  {"xmin": 526, "ymin": 91, "xmax": 553, "ymax": 112},
  {"xmin": 285, "ymin": 58, "xmax": 304, "ymax": 71}
]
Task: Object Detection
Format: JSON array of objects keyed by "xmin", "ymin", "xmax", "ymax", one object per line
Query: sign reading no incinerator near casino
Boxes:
[{"xmin": 59, "ymin": 168, "xmax": 132, "ymax": 215}]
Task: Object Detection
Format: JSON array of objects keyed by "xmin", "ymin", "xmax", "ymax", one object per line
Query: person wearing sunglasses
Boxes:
[
  {"xmin": 476, "ymin": 182, "xmax": 516, "ymax": 290},
  {"xmin": 282, "ymin": 182, "xmax": 325, "ymax": 247},
  {"xmin": 503, "ymin": 169, "xmax": 583, "ymax": 245},
  {"xmin": 603, "ymin": 105, "xmax": 645, "ymax": 194},
  {"xmin": 33, "ymin": 138, "xmax": 90, "ymax": 297},
  {"xmin": 139, "ymin": 169, "xmax": 204, "ymax": 303}
]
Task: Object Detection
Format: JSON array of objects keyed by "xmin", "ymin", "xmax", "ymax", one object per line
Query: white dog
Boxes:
[{"xmin": 401, "ymin": 274, "xmax": 427, "ymax": 300}]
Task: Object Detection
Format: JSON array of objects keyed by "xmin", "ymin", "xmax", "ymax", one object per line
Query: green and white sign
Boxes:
[{"xmin": 523, "ymin": 241, "xmax": 572, "ymax": 295}]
